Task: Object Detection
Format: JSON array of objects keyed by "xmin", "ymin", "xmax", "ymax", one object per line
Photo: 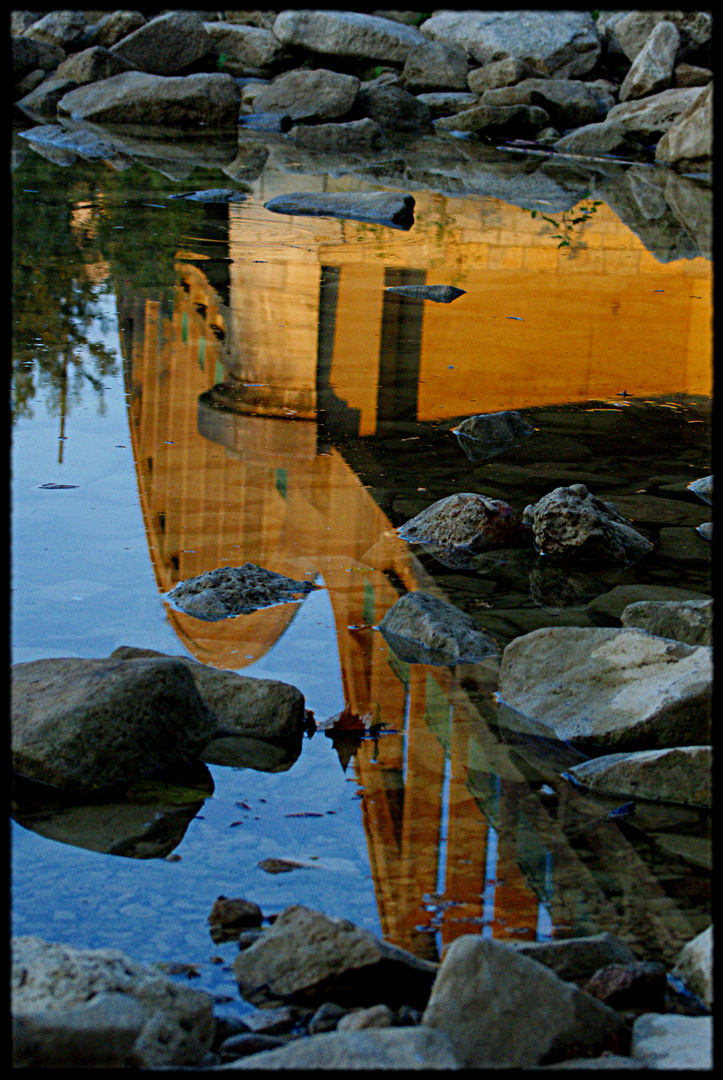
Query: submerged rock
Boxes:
[
  {"xmin": 398, "ymin": 492, "xmax": 527, "ymax": 557},
  {"xmin": 166, "ymin": 563, "xmax": 318, "ymax": 621},
  {"xmin": 167, "ymin": 188, "xmax": 248, "ymax": 202},
  {"xmin": 264, "ymin": 190, "xmax": 415, "ymax": 229},
  {"xmin": 523, "ymin": 484, "xmax": 653, "ymax": 565},
  {"xmin": 386, "ymin": 284, "xmax": 465, "ymax": 303},
  {"xmin": 687, "ymin": 474, "xmax": 712, "ymax": 504},
  {"xmin": 453, "ymin": 409, "xmax": 535, "ymax": 462},
  {"xmin": 378, "ymin": 591, "xmax": 499, "ymax": 665},
  {"xmin": 498, "ymin": 626, "xmax": 712, "ymax": 751}
]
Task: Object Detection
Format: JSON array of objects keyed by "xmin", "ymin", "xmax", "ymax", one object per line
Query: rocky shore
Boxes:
[{"xmin": 11, "ymin": 8, "xmax": 712, "ymax": 1071}]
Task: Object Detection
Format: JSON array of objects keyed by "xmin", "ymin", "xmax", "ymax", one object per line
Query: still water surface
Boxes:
[{"xmin": 11, "ymin": 136, "xmax": 712, "ymax": 1015}]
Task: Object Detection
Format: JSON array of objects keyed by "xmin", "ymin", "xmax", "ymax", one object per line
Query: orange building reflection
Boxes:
[{"xmin": 116, "ymin": 180, "xmax": 709, "ymax": 961}]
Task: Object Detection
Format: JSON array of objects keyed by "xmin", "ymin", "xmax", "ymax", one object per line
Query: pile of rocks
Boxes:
[
  {"xmin": 12, "ymin": 905, "xmax": 712, "ymax": 1068},
  {"xmin": 12, "ymin": 9, "xmax": 712, "ymax": 173}
]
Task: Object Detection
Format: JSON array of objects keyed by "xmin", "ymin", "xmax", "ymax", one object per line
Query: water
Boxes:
[{"xmin": 11, "ymin": 127, "xmax": 712, "ymax": 1015}]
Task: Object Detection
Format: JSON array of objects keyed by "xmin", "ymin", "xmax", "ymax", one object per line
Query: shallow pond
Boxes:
[{"xmin": 11, "ymin": 125, "xmax": 712, "ymax": 1018}]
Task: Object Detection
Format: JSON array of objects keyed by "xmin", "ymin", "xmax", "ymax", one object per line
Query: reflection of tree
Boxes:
[{"xmin": 530, "ymin": 197, "xmax": 603, "ymax": 254}]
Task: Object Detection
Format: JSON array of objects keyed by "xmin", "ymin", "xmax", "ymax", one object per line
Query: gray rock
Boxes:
[
  {"xmin": 696, "ymin": 521, "xmax": 712, "ymax": 541},
  {"xmin": 233, "ymin": 905, "xmax": 438, "ymax": 1011},
  {"xmin": 607, "ymin": 86, "xmax": 704, "ymax": 142},
  {"xmin": 420, "ymin": 10, "xmax": 601, "ymax": 78},
  {"xmin": 554, "ymin": 120, "xmax": 638, "ymax": 158},
  {"xmin": 168, "ymin": 188, "xmax": 249, "ymax": 203},
  {"xmin": 336, "ymin": 1003, "xmax": 394, "ymax": 1031},
  {"xmin": 224, "ymin": 1026, "xmax": 460, "ymax": 1069},
  {"xmin": 413, "ymin": 91, "xmax": 478, "ymax": 119},
  {"xmin": 93, "ymin": 11, "xmax": 147, "ymax": 50},
  {"xmin": 13, "ymin": 992, "xmax": 148, "ymax": 1068},
  {"xmin": 308, "ymin": 1001, "xmax": 348, "ymax": 1034},
  {"xmin": 674, "ymin": 62, "xmax": 712, "ymax": 88},
  {"xmin": 55, "ymin": 45, "xmax": 134, "ymax": 86},
  {"xmin": 435, "ymin": 102, "xmax": 550, "ymax": 135},
  {"xmin": 402, "ymin": 40, "xmax": 469, "ymax": 92},
  {"xmin": 631, "ymin": 1013, "xmax": 712, "ymax": 1070},
  {"xmin": 386, "ymin": 284, "xmax": 465, "ymax": 303},
  {"xmin": 11, "ymin": 937, "xmax": 215, "ymax": 1069},
  {"xmin": 587, "ymin": 583, "xmax": 710, "ymax": 623},
  {"xmin": 18, "ymin": 123, "xmax": 119, "ymax": 161},
  {"xmin": 204, "ymin": 22, "xmax": 292, "ymax": 74},
  {"xmin": 110, "ymin": 645, "xmax": 305, "ymax": 741},
  {"xmin": 110, "ymin": 10, "xmax": 214, "ymax": 76},
  {"xmin": 58, "ymin": 71, "xmax": 240, "ymax": 128},
  {"xmin": 265, "ymin": 191, "xmax": 414, "ymax": 229},
  {"xmin": 273, "ymin": 9, "xmax": 428, "ymax": 63},
  {"xmin": 564, "ymin": 745, "xmax": 712, "ymax": 808},
  {"xmin": 498, "ymin": 626, "xmax": 712, "ymax": 751},
  {"xmin": 356, "ymin": 81, "xmax": 432, "ymax": 132},
  {"xmin": 12, "ymin": 35, "xmax": 66, "ymax": 80},
  {"xmin": 421, "ymin": 936, "xmax": 628, "ymax": 1067},
  {"xmin": 468, "ymin": 57, "xmax": 542, "ymax": 94},
  {"xmin": 621, "ymin": 597, "xmax": 713, "ymax": 646},
  {"xmin": 253, "ymin": 68, "xmax": 360, "ymax": 122},
  {"xmin": 619, "ymin": 20, "xmax": 680, "ymax": 103},
  {"xmin": 453, "ymin": 410, "xmax": 535, "ymax": 462},
  {"xmin": 289, "ymin": 117, "xmax": 386, "ymax": 154},
  {"xmin": 656, "ymin": 82, "xmax": 712, "ymax": 173},
  {"xmin": 507, "ymin": 932, "xmax": 637, "ymax": 982},
  {"xmin": 671, "ymin": 925, "xmax": 712, "ymax": 1007},
  {"xmin": 656, "ymin": 525, "xmax": 711, "ymax": 562},
  {"xmin": 523, "ymin": 484, "xmax": 653, "ymax": 565},
  {"xmin": 615, "ymin": 11, "xmax": 711, "ymax": 65},
  {"xmin": 16, "ymin": 78, "xmax": 80, "ymax": 120},
  {"xmin": 687, "ymin": 474, "xmax": 713, "ymax": 504},
  {"xmin": 482, "ymin": 78, "xmax": 614, "ymax": 129},
  {"xmin": 378, "ymin": 590, "xmax": 499, "ymax": 665},
  {"xmin": 399, "ymin": 492, "xmax": 526, "ymax": 555},
  {"xmin": 21, "ymin": 10, "xmax": 87, "ymax": 50},
  {"xmin": 11, "ymin": 656, "xmax": 217, "ymax": 794},
  {"xmin": 167, "ymin": 563, "xmax": 318, "ymax": 621}
]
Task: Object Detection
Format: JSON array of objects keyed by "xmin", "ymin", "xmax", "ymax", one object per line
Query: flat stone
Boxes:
[
  {"xmin": 631, "ymin": 1013, "xmax": 712, "ymax": 1069},
  {"xmin": 273, "ymin": 9, "xmax": 428, "ymax": 63},
  {"xmin": 399, "ymin": 492, "xmax": 526, "ymax": 553},
  {"xmin": 264, "ymin": 191, "xmax": 414, "ymax": 230},
  {"xmin": 565, "ymin": 746, "xmax": 712, "ymax": 808},
  {"xmin": 385, "ymin": 284, "xmax": 465, "ymax": 303},
  {"xmin": 166, "ymin": 563, "xmax": 318, "ymax": 621},
  {"xmin": 523, "ymin": 485, "xmax": 653, "ymax": 566}
]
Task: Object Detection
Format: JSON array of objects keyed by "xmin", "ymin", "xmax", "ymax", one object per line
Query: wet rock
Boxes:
[
  {"xmin": 564, "ymin": 746, "xmax": 712, "ymax": 808},
  {"xmin": 11, "ymin": 937, "xmax": 215, "ymax": 1069},
  {"xmin": 421, "ymin": 936, "xmax": 629, "ymax": 1067},
  {"xmin": 402, "ymin": 40, "xmax": 469, "ymax": 93},
  {"xmin": 498, "ymin": 626, "xmax": 712, "ymax": 751},
  {"xmin": 468, "ymin": 58, "xmax": 542, "ymax": 94},
  {"xmin": 554, "ymin": 120, "xmax": 640, "ymax": 158},
  {"xmin": 204, "ymin": 22, "xmax": 293, "ymax": 75},
  {"xmin": 21, "ymin": 10, "xmax": 87, "ymax": 51},
  {"xmin": 672, "ymin": 925, "xmax": 712, "ymax": 1008},
  {"xmin": 337, "ymin": 1003, "xmax": 394, "ymax": 1032},
  {"xmin": 273, "ymin": 9, "xmax": 427, "ymax": 64},
  {"xmin": 453, "ymin": 410, "xmax": 535, "ymax": 463},
  {"xmin": 482, "ymin": 78, "xmax": 614, "ymax": 129},
  {"xmin": 421, "ymin": 10, "xmax": 601, "ymax": 78},
  {"xmin": 111, "ymin": 645, "xmax": 306, "ymax": 741},
  {"xmin": 356, "ymin": 81, "xmax": 432, "ymax": 132},
  {"xmin": 414, "ymin": 91, "xmax": 478, "ymax": 119},
  {"xmin": 58, "ymin": 71, "xmax": 240, "ymax": 128},
  {"xmin": 253, "ymin": 68, "xmax": 360, "ymax": 123},
  {"xmin": 55, "ymin": 45, "xmax": 135, "ymax": 86},
  {"xmin": 217, "ymin": 1032, "xmax": 289, "ymax": 1060},
  {"xmin": 202, "ymin": 734, "xmax": 302, "ymax": 773},
  {"xmin": 378, "ymin": 590, "xmax": 499, "ymax": 665},
  {"xmin": 208, "ymin": 896, "xmax": 263, "ymax": 934},
  {"xmin": 93, "ymin": 11, "xmax": 147, "ymax": 50},
  {"xmin": 16, "ymin": 78, "xmax": 80, "ymax": 120},
  {"xmin": 585, "ymin": 962, "xmax": 667, "ymax": 1011},
  {"xmin": 619, "ymin": 20, "xmax": 680, "ymax": 103},
  {"xmin": 523, "ymin": 484, "xmax": 653, "ymax": 566},
  {"xmin": 615, "ymin": 11, "xmax": 711, "ymax": 65},
  {"xmin": 435, "ymin": 102, "xmax": 550, "ymax": 136},
  {"xmin": 168, "ymin": 188, "xmax": 249, "ymax": 202},
  {"xmin": 265, "ymin": 191, "xmax": 414, "ymax": 229},
  {"xmin": 13, "ymin": 37, "xmax": 67, "ymax": 88},
  {"xmin": 621, "ymin": 597, "xmax": 713, "ymax": 646},
  {"xmin": 399, "ymin": 492, "xmax": 527, "ymax": 556},
  {"xmin": 386, "ymin": 284, "xmax": 465, "ymax": 303},
  {"xmin": 687, "ymin": 474, "xmax": 712, "ymax": 504},
  {"xmin": 507, "ymin": 932, "xmax": 637, "ymax": 983},
  {"xmin": 11, "ymin": 656, "xmax": 216, "ymax": 795},
  {"xmin": 587, "ymin": 583, "xmax": 710, "ymax": 623},
  {"xmin": 110, "ymin": 10, "xmax": 214, "ymax": 76},
  {"xmin": 289, "ymin": 117, "xmax": 387, "ymax": 154},
  {"xmin": 308, "ymin": 1001, "xmax": 348, "ymax": 1034},
  {"xmin": 631, "ymin": 1013, "xmax": 712, "ymax": 1070},
  {"xmin": 696, "ymin": 521, "xmax": 712, "ymax": 541},
  {"xmin": 656, "ymin": 82, "xmax": 712, "ymax": 173},
  {"xmin": 166, "ymin": 563, "xmax": 318, "ymax": 621},
  {"xmin": 258, "ymin": 858, "xmax": 309, "ymax": 874},
  {"xmin": 222, "ymin": 1026, "xmax": 460, "ymax": 1069},
  {"xmin": 606, "ymin": 86, "xmax": 704, "ymax": 142},
  {"xmin": 233, "ymin": 905, "xmax": 438, "ymax": 1011},
  {"xmin": 239, "ymin": 112, "xmax": 292, "ymax": 133}
]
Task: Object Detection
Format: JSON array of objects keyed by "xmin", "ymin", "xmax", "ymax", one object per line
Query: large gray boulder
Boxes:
[
  {"xmin": 227, "ymin": 1027, "xmax": 461, "ymax": 1069},
  {"xmin": 12, "ymin": 35, "xmax": 66, "ymax": 80},
  {"xmin": 204, "ymin": 21, "xmax": 292, "ymax": 74},
  {"xmin": 507, "ymin": 933, "xmax": 636, "ymax": 983},
  {"xmin": 273, "ymin": 9, "xmax": 427, "ymax": 63},
  {"xmin": 54, "ymin": 45, "xmax": 135, "ymax": 86},
  {"xmin": 420, "ymin": 10, "xmax": 601, "ymax": 78},
  {"xmin": 481, "ymin": 78, "xmax": 614, "ymax": 129},
  {"xmin": 498, "ymin": 626, "xmax": 712, "ymax": 751},
  {"xmin": 110, "ymin": 10, "xmax": 214, "ymax": 75},
  {"xmin": 655, "ymin": 82, "xmax": 712, "ymax": 172},
  {"xmin": 233, "ymin": 905, "xmax": 438, "ymax": 1011},
  {"xmin": 621, "ymin": 597, "xmax": 713, "ymax": 646},
  {"xmin": 11, "ymin": 937, "xmax": 215, "ymax": 1069},
  {"xmin": 11, "ymin": 656, "xmax": 217, "ymax": 794},
  {"xmin": 356, "ymin": 80, "xmax": 432, "ymax": 131},
  {"xmin": 523, "ymin": 484, "xmax": 653, "ymax": 566},
  {"xmin": 607, "ymin": 85, "xmax": 704, "ymax": 141},
  {"xmin": 421, "ymin": 936, "xmax": 628, "ymax": 1067},
  {"xmin": 378, "ymin": 590, "xmax": 499, "ymax": 665},
  {"xmin": 16, "ymin": 78, "xmax": 80, "ymax": 121},
  {"xmin": 564, "ymin": 745, "xmax": 712, "ymax": 808},
  {"xmin": 402, "ymin": 40, "xmax": 469, "ymax": 92},
  {"xmin": 435, "ymin": 102, "xmax": 549, "ymax": 135},
  {"xmin": 253, "ymin": 68, "xmax": 360, "ymax": 122},
  {"xmin": 289, "ymin": 117, "xmax": 387, "ymax": 153},
  {"xmin": 57, "ymin": 71, "xmax": 240, "ymax": 127},
  {"xmin": 110, "ymin": 645, "xmax": 306, "ymax": 741},
  {"xmin": 619, "ymin": 20, "xmax": 680, "ymax": 103}
]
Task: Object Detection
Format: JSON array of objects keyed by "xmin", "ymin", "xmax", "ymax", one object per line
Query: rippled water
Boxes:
[{"xmin": 11, "ymin": 127, "xmax": 712, "ymax": 1017}]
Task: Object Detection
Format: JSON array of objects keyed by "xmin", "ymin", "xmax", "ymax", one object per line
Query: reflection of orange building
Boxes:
[{"xmin": 115, "ymin": 180, "xmax": 708, "ymax": 962}]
